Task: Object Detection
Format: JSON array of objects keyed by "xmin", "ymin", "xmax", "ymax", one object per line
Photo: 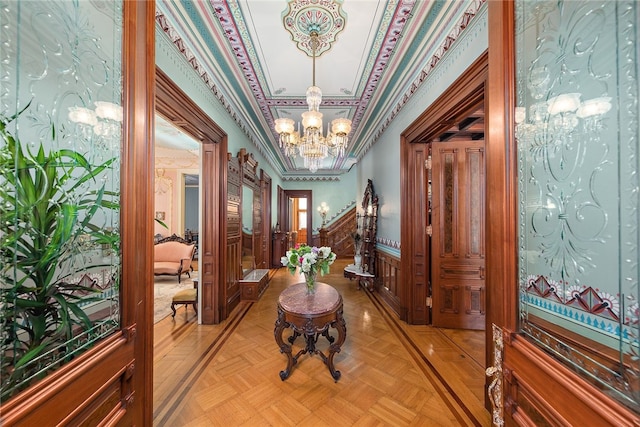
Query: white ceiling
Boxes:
[{"xmin": 155, "ymin": 0, "xmax": 485, "ymax": 178}]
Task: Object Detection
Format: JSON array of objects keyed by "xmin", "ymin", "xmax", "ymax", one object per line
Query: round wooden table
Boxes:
[{"xmin": 274, "ymin": 282, "xmax": 346, "ymax": 381}]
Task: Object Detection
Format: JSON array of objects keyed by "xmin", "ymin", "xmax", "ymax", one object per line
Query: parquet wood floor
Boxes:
[{"xmin": 153, "ymin": 259, "xmax": 491, "ymax": 426}]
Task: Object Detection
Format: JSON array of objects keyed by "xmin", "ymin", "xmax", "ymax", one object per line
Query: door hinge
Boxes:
[
  {"xmin": 425, "ymin": 156, "xmax": 432, "ymax": 170},
  {"xmin": 426, "ymin": 224, "xmax": 432, "ymax": 236},
  {"xmin": 426, "ymin": 296, "xmax": 432, "ymax": 308}
]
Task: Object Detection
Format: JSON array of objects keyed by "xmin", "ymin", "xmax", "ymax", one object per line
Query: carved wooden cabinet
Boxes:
[{"xmin": 358, "ymin": 179, "xmax": 378, "ymax": 275}]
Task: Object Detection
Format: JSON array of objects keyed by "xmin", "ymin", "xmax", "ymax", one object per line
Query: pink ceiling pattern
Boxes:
[{"xmin": 156, "ymin": 0, "xmax": 487, "ymax": 178}]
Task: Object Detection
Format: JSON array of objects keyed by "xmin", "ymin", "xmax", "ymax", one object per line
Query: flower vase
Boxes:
[
  {"xmin": 304, "ymin": 271, "xmax": 317, "ymax": 294},
  {"xmin": 354, "ymin": 253, "xmax": 362, "ymax": 269}
]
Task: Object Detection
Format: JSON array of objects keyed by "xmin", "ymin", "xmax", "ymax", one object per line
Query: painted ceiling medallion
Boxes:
[{"xmin": 282, "ymin": 0, "xmax": 347, "ymax": 57}]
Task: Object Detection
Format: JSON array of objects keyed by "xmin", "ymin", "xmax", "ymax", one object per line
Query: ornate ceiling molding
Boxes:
[
  {"xmin": 281, "ymin": 0, "xmax": 347, "ymax": 57},
  {"xmin": 156, "ymin": 0, "xmax": 486, "ymax": 177},
  {"xmin": 358, "ymin": 0, "xmax": 487, "ymax": 159}
]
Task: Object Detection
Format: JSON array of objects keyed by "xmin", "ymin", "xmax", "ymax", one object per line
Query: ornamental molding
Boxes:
[
  {"xmin": 281, "ymin": 0, "xmax": 347, "ymax": 57},
  {"xmin": 359, "ymin": 0, "xmax": 486, "ymax": 159}
]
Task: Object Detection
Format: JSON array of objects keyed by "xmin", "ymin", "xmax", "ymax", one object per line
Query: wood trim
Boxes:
[
  {"xmin": 404, "ymin": 54, "xmax": 488, "ymax": 143},
  {"xmin": 283, "ymin": 190, "xmax": 313, "ymax": 245},
  {"xmin": 0, "ymin": 334, "xmax": 134, "ymax": 425},
  {"xmin": 155, "ymin": 68, "xmax": 224, "ymax": 144},
  {"xmin": 486, "ymin": 0, "xmax": 518, "ymax": 342},
  {"xmin": 260, "ymin": 170, "xmax": 272, "ymax": 270},
  {"xmin": 505, "ymin": 336, "xmax": 639, "ymax": 426},
  {"xmin": 121, "ymin": 1, "xmax": 156, "ymax": 423},
  {"xmin": 156, "ymin": 64, "xmax": 227, "ymax": 325},
  {"xmin": 401, "ymin": 52, "xmax": 488, "ymax": 326},
  {"xmin": 224, "ymin": 151, "xmax": 241, "ymax": 319}
]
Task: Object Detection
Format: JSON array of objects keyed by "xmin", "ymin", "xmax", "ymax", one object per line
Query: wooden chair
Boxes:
[{"xmin": 171, "ymin": 280, "xmax": 198, "ymax": 317}]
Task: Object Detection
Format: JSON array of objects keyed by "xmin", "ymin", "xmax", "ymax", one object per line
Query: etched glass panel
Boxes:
[
  {"xmin": 0, "ymin": 1, "xmax": 122, "ymax": 400},
  {"xmin": 515, "ymin": 0, "xmax": 639, "ymax": 410}
]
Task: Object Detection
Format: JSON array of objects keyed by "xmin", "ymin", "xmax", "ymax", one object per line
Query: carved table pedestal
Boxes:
[{"xmin": 274, "ymin": 282, "xmax": 346, "ymax": 381}]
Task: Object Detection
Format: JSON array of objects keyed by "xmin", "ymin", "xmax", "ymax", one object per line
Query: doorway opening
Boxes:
[
  {"xmin": 278, "ymin": 189, "xmax": 312, "ymax": 248},
  {"xmin": 401, "ymin": 51, "xmax": 488, "ymax": 411},
  {"xmin": 289, "ymin": 197, "xmax": 308, "ymax": 246}
]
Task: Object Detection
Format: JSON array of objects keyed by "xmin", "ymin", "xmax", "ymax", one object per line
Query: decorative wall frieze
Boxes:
[
  {"xmin": 358, "ymin": 0, "xmax": 487, "ymax": 158},
  {"xmin": 323, "ymin": 200, "xmax": 356, "ymax": 228},
  {"xmin": 377, "ymin": 237, "xmax": 400, "ymax": 250},
  {"xmin": 281, "ymin": 175, "xmax": 341, "ymax": 182},
  {"xmin": 155, "ymin": 11, "xmax": 283, "ymax": 177}
]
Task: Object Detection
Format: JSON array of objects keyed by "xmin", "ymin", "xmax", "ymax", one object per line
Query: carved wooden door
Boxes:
[
  {"xmin": 225, "ymin": 155, "xmax": 242, "ymax": 319},
  {"xmin": 431, "ymin": 138, "xmax": 486, "ymax": 330}
]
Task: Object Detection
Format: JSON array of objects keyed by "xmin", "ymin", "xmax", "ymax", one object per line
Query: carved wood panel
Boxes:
[
  {"xmin": 376, "ymin": 252, "xmax": 403, "ymax": 318},
  {"xmin": 431, "ymin": 138, "xmax": 485, "ymax": 330},
  {"xmin": 225, "ymin": 154, "xmax": 241, "ymax": 317}
]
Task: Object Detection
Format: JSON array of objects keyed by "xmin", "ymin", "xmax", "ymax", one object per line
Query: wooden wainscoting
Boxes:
[{"xmin": 375, "ymin": 251, "xmax": 404, "ymax": 319}]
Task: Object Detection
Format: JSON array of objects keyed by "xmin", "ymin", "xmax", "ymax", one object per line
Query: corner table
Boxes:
[{"xmin": 274, "ymin": 282, "xmax": 346, "ymax": 381}]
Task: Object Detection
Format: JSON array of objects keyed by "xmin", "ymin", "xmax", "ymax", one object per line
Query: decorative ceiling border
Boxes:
[
  {"xmin": 155, "ymin": 10, "xmax": 289, "ymax": 177},
  {"xmin": 157, "ymin": 0, "xmax": 485, "ymax": 176},
  {"xmin": 343, "ymin": 0, "xmax": 416, "ymax": 156},
  {"xmin": 281, "ymin": 175, "xmax": 341, "ymax": 182},
  {"xmin": 357, "ymin": 0, "xmax": 487, "ymax": 159}
]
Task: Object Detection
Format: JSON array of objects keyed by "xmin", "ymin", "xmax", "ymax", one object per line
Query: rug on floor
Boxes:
[{"xmin": 154, "ymin": 271, "xmax": 198, "ymax": 323}]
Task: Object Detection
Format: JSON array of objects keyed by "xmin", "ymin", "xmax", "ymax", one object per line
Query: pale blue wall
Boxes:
[{"xmin": 358, "ymin": 5, "xmax": 488, "ymax": 257}]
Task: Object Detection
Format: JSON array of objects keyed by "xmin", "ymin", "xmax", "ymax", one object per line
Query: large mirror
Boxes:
[{"xmin": 241, "ymin": 185, "xmax": 254, "ymax": 276}]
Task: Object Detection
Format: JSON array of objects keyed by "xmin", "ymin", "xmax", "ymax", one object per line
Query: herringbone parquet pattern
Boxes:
[{"xmin": 153, "ymin": 259, "xmax": 490, "ymax": 426}]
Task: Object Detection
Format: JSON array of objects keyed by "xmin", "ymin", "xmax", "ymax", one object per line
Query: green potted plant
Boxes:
[{"xmin": 0, "ymin": 104, "xmax": 119, "ymax": 399}]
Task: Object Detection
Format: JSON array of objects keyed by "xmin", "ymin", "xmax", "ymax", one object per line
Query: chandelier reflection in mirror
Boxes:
[
  {"xmin": 274, "ymin": 31, "xmax": 352, "ymax": 173},
  {"xmin": 514, "ymin": 67, "xmax": 612, "ymax": 150},
  {"xmin": 515, "ymin": 72, "xmax": 611, "ymax": 149},
  {"xmin": 68, "ymin": 101, "xmax": 123, "ymax": 152}
]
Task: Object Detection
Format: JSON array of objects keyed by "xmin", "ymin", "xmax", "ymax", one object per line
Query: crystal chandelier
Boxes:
[{"xmin": 274, "ymin": 31, "xmax": 352, "ymax": 173}]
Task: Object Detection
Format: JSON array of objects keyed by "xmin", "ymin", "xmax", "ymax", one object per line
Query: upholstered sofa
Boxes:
[{"xmin": 154, "ymin": 235, "xmax": 196, "ymax": 283}]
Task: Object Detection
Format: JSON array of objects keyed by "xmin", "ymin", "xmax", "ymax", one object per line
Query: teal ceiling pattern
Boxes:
[{"xmin": 155, "ymin": 0, "xmax": 486, "ymax": 179}]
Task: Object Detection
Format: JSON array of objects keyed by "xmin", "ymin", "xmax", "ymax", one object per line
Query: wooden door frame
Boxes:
[
  {"xmin": 261, "ymin": 170, "xmax": 272, "ymax": 269},
  {"xmin": 401, "ymin": 51, "xmax": 488, "ymax": 326},
  {"xmin": 156, "ymin": 67, "xmax": 227, "ymax": 324},
  {"xmin": 281, "ymin": 189, "xmax": 313, "ymax": 246}
]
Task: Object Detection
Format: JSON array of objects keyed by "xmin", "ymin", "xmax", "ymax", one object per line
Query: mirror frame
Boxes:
[
  {"xmin": 241, "ymin": 184, "xmax": 254, "ymax": 275},
  {"xmin": 239, "ymin": 149, "xmax": 259, "ymax": 277}
]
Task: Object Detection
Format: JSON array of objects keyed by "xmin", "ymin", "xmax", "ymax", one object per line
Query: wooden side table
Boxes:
[{"xmin": 274, "ymin": 282, "xmax": 346, "ymax": 381}]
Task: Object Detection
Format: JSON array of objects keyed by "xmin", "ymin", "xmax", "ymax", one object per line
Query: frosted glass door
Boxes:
[{"xmin": 515, "ymin": 0, "xmax": 639, "ymax": 410}]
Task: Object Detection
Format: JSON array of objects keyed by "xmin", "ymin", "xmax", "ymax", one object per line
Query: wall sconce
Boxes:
[{"xmin": 317, "ymin": 202, "xmax": 330, "ymax": 227}]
